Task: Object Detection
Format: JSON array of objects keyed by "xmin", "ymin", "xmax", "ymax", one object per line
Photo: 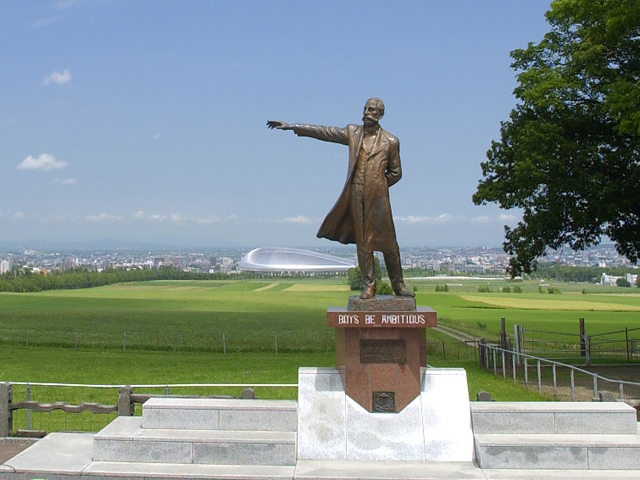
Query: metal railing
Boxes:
[{"xmin": 479, "ymin": 342, "xmax": 640, "ymax": 402}]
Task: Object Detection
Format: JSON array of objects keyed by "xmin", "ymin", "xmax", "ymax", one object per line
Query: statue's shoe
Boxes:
[
  {"xmin": 359, "ymin": 286, "xmax": 376, "ymax": 299},
  {"xmin": 394, "ymin": 286, "xmax": 415, "ymax": 297}
]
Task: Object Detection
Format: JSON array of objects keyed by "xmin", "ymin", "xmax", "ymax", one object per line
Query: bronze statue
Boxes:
[{"xmin": 267, "ymin": 98, "xmax": 414, "ymax": 299}]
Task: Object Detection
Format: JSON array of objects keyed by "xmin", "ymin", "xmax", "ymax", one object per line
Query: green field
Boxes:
[
  {"xmin": 2, "ymin": 277, "xmax": 639, "ymax": 433},
  {"xmin": 1, "ymin": 278, "xmax": 639, "ymax": 353}
]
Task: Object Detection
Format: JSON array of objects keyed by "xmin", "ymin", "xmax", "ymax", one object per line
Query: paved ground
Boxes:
[{"xmin": 0, "ymin": 441, "xmax": 34, "ymax": 464}]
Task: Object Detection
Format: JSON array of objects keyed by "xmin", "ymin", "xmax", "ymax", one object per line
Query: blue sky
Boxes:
[{"xmin": 1, "ymin": 0, "xmax": 553, "ymax": 248}]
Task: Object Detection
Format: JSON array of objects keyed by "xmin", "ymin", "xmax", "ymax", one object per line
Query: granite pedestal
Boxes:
[{"xmin": 327, "ymin": 295, "xmax": 437, "ymax": 413}]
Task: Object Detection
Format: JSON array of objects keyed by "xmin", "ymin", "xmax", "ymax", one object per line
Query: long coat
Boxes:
[{"xmin": 292, "ymin": 123, "xmax": 402, "ymax": 253}]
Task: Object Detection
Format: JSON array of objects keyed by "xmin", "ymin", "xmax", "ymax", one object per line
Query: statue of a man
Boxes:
[{"xmin": 267, "ymin": 97, "xmax": 414, "ymax": 299}]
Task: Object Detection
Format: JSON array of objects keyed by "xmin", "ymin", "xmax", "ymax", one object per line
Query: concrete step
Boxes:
[
  {"xmin": 475, "ymin": 433, "xmax": 640, "ymax": 470},
  {"xmin": 85, "ymin": 461, "xmax": 296, "ymax": 479},
  {"xmin": 93, "ymin": 417, "xmax": 297, "ymax": 466},
  {"xmin": 471, "ymin": 401, "xmax": 638, "ymax": 435},
  {"xmin": 142, "ymin": 398, "xmax": 298, "ymax": 432}
]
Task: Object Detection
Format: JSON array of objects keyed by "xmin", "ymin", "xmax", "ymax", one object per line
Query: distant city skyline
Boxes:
[{"xmin": 2, "ymin": 1, "xmax": 554, "ymax": 248}]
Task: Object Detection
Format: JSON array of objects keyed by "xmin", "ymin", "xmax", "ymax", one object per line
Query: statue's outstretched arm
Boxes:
[{"xmin": 266, "ymin": 120, "xmax": 292, "ymax": 131}]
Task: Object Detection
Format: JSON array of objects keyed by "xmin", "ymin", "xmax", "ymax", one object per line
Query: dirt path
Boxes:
[{"xmin": 433, "ymin": 325, "xmax": 478, "ymax": 344}]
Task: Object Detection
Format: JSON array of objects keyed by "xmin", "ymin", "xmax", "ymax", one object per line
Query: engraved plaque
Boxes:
[
  {"xmin": 360, "ymin": 339, "xmax": 406, "ymax": 364},
  {"xmin": 372, "ymin": 391, "xmax": 395, "ymax": 413}
]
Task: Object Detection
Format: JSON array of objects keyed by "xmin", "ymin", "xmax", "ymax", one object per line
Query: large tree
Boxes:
[{"xmin": 473, "ymin": 0, "xmax": 640, "ymax": 275}]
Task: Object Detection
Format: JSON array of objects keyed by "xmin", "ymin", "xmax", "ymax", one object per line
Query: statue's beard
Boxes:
[{"xmin": 363, "ymin": 115, "xmax": 379, "ymax": 126}]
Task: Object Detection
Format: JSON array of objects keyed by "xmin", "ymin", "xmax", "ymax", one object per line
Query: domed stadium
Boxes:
[{"xmin": 239, "ymin": 247, "xmax": 355, "ymax": 273}]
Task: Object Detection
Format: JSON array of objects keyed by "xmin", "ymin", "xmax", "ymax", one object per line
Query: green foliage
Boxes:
[
  {"xmin": 616, "ymin": 278, "xmax": 632, "ymax": 288},
  {"xmin": 503, "ymin": 286, "xmax": 511, "ymax": 293},
  {"xmin": 0, "ymin": 267, "xmax": 236, "ymax": 293},
  {"xmin": 443, "ymin": 284, "xmax": 449, "ymax": 292},
  {"xmin": 435, "ymin": 285, "xmax": 441, "ymax": 292},
  {"xmin": 478, "ymin": 286, "xmax": 493, "ymax": 293},
  {"xmin": 347, "ymin": 267, "xmax": 363, "ymax": 291},
  {"xmin": 412, "ymin": 284, "xmax": 418, "ymax": 293},
  {"xmin": 547, "ymin": 287, "xmax": 562, "ymax": 294},
  {"xmin": 347, "ymin": 257, "xmax": 383, "ymax": 291},
  {"xmin": 532, "ymin": 265, "xmax": 638, "ymax": 283},
  {"xmin": 473, "ymin": 0, "xmax": 640, "ymax": 276},
  {"xmin": 582, "ymin": 288, "xmax": 587, "ymax": 294},
  {"xmin": 377, "ymin": 281, "xmax": 393, "ymax": 295},
  {"xmin": 513, "ymin": 285, "xmax": 523, "ymax": 293},
  {"xmin": 538, "ymin": 286, "xmax": 545, "ymax": 294}
]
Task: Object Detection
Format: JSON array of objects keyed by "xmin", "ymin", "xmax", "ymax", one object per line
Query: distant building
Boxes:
[
  {"xmin": 600, "ymin": 272, "xmax": 636, "ymax": 286},
  {"xmin": 601, "ymin": 273, "xmax": 621, "ymax": 285},
  {"xmin": 0, "ymin": 260, "xmax": 11, "ymax": 274}
]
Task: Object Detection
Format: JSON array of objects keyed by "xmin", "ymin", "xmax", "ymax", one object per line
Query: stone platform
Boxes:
[{"xmin": 1, "ymin": 370, "xmax": 640, "ymax": 480}]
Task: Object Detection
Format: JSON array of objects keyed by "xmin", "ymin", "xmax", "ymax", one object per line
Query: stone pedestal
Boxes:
[
  {"xmin": 297, "ymin": 367, "xmax": 475, "ymax": 461},
  {"xmin": 327, "ymin": 295, "xmax": 437, "ymax": 413}
]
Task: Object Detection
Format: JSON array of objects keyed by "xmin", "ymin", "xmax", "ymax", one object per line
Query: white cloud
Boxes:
[
  {"xmin": 18, "ymin": 154, "xmax": 68, "ymax": 171},
  {"xmin": 43, "ymin": 69, "xmax": 72, "ymax": 85},
  {"xmin": 49, "ymin": 177, "xmax": 77, "ymax": 186},
  {"xmin": 13, "ymin": 212, "xmax": 24, "ymax": 219},
  {"xmin": 196, "ymin": 217, "xmax": 219, "ymax": 224},
  {"xmin": 86, "ymin": 212, "xmax": 123, "ymax": 221},
  {"xmin": 170, "ymin": 213, "xmax": 182, "ymax": 222},
  {"xmin": 132, "ymin": 211, "xmax": 145, "ymax": 219},
  {"xmin": 280, "ymin": 215, "xmax": 312, "ymax": 224},
  {"xmin": 149, "ymin": 214, "xmax": 167, "ymax": 222},
  {"xmin": 31, "ymin": 17, "xmax": 60, "ymax": 28},
  {"xmin": 42, "ymin": 214, "xmax": 76, "ymax": 223},
  {"xmin": 498, "ymin": 213, "xmax": 517, "ymax": 222},
  {"xmin": 472, "ymin": 216, "xmax": 491, "ymax": 224},
  {"xmin": 395, "ymin": 213, "xmax": 458, "ymax": 224},
  {"xmin": 151, "ymin": 133, "xmax": 161, "ymax": 141}
]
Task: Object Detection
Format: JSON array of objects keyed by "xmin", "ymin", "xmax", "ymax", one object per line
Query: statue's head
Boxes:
[{"xmin": 363, "ymin": 97, "xmax": 385, "ymax": 126}]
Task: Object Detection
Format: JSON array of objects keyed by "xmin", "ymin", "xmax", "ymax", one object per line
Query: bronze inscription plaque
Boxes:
[
  {"xmin": 372, "ymin": 391, "xmax": 396, "ymax": 413},
  {"xmin": 360, "ymin": 339, "xmax": 406, "ymax": 364}
]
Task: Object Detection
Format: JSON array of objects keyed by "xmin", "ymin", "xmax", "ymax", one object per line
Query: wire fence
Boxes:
[
  {"xmin": 521, "ymin": 326, "xmax": 640, "ymax": 364},
  {"xmin": 0, "ymin": 329, "xmax": 335, "ymax": 355}
]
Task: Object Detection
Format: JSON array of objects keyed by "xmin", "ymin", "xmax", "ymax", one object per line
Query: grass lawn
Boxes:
[
  {"xmin": 2, "ymin": 345, "xmax": 548, "ymax": 433},
  {"xmin": 1, "ymin": 277, "xmax": 638, "ymax": 433}
]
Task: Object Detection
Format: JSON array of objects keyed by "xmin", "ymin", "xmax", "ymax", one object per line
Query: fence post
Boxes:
[
  {"xmin": 570, "ymin": 368, "xmax": 575, "ymax": 402},
  {"xmin": 512, "ymin": 352, "xmax": 517, "ymax": 384},
  {"xmin": 625, "ymin": 327, "xmax": 630, "ymax": 363},
  {"xmin": 552, "ymin": 364, "xmax": 557, "ymax": 399},
  {"xmin": 26, "ymin": 383, "xmax": 31, "ymax": 430},
  {"xmin": 493, "ymin": 348, "xmax": 497, "ymax": 375},
  {"xmin": 579, "ymin": 318, "xmax": 586, "ymax": 357},
  {"xmin": 500, "ymin": 318, "xmax": 507, "ymax": 349},
  {"xmin": 118, "ymin": 386, "xmax": 134, "ymax": 416},
  {"xmin": 592, "ymin": 376, "xmax": 598, "ymax": 400},
  {"xmin": 442, "ymin": 341, "xmax": 446, "ymax": 360},
  {"xmin": 585, "ymin": 335, "xmax": 591, "ymax": 367},
  {"xmin": 514, "ymin": 325, "xmax": 521, "ymax": 366},
  {"xmin": 524, "ymin": 358, "xmax": 528, "ymax": 386},
  {"xmin": 478, "ymin": 338, "xmax": 485, "ymax": 367},
  {"xmin": 501, "ymin": 350, "xmax": 506, "ymax": 379},
  {"xmin": 537, "ymin": 360, "xmax": 542, "ymax": 395},
  {"xmin": 0, "ymin": 383, "xmax": 12, "ymax": 437}
]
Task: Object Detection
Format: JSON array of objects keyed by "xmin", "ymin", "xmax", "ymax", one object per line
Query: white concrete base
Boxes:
[{"xmin": 297, "ymin": 367, "xmax": 474, "ymax": 462}]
